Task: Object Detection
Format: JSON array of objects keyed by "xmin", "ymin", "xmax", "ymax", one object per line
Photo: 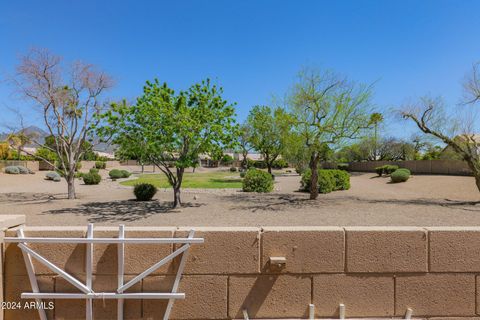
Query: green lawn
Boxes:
[{"xmin": 120, "ymin": 171, "xmax": 243, "ymax": 189}]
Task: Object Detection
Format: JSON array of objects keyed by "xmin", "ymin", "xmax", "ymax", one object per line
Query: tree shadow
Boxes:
[
  {"xmin": 43, "ymin": 199, "xmax": 205, "ymax": 223},
  {"xmin": 224, "ymin": 192, "xmax": 314, "ymax": 212},
  {"xmin": 0, "ymin": 192, "xmax": 66, "ymax": 204},
  {"xmin": 360, "ymin": 197, "xmax": 480, "ymax": 212}
]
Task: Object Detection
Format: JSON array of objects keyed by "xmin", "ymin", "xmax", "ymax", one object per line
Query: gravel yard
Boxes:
[{"xmin": 1, "ymin": 168, "xmax": 480, "ymax": 226}]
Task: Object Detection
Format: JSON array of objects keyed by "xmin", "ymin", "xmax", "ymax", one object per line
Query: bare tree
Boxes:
[
  {"xmin": 402, "ymin": 62, "xmax": 480, "ymax": 190},
  {"xmin": 12, "ymin": 48, "xmax": 113, "ymax": 199}
]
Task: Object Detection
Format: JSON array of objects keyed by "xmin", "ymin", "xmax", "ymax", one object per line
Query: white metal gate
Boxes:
[{"xmin": 4, "ymin": 224, "xmax": 204, "ymax": 320}]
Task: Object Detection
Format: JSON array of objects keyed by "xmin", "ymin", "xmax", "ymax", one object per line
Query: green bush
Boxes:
[
  {"xmin": 375, "ymin": 166, "xmax": 384, "ymax": 176},
  {"xmin": 246, "ymin": 159, "xmax": 255, "ymax": 169},
  {"xmin": 301, "ymin": 169, "xmax": 350, "ymax": 193},
  {"xmin": 272, "ymin": 159, "xmax": 289, "ymax": 169},
  {"xmin": 229, "ymin": 167, "xmax": 237, "ymax": 172},
  {"xmin": 397, "ymin": 168, "xmax": 411, "ymax": 175},
  {"xmin": 221, "ymin": 154, "xmax": 233, "ymax": 165},
  {"xmin": 331, "ymin": 170, "xmax": 351, "ymax": 190},
  {"xmin": 240, "ymin": 171, "xmax": 246, "ymax": 178},
  {"xmin": 134, "ymin": 183, "xmax": 157, "ymax": 201},
  {"xmin": 83, "ymin": 169, "xmax": 101, "ymax": 185},
  {"xmin": 120, "ymin": 170, "xmax": 131, "ymax": 178},
  {"xmin": 242, "ymin": 169, "xmax": 274, "ymax": 192},
  {"xmin": 45, "ymin": 171, "xmax": 61, "ymax": 182},
  {"xmin": 390, "ymin": 169, "xmax": 410, "ymax": 183},
  {"xmin": 253, "ymin": 160, "xmax": 267, "ymax": 169},
  {"xmin": 95, "ymin": 161, "xmax": 106, "ymax": 169},
  {"xmin": 384, "ymin": 165, "xmax": 399, "ymax": 174},
  {"xmin": 109, "ymin": 169, "xmax": 123, "ymax": 180},
  {"xmin": 109, "ymin": 169, "xmax": 131, "ymax": 179},
  {"xmin": 337, "ymin": 163, "xmax": 349, "ymax": 171},
  {"xmin": 317, "ymin": 170, "xmax": 335, "ymax": 194},
  {"xmin": 5, "ymin": 166, "xmax": 19, "ymax": 174}
]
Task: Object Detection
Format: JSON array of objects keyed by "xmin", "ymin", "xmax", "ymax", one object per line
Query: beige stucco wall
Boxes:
[{"xmin": 3, "ymin": 224, "xmax": 480, "ymax": 319}]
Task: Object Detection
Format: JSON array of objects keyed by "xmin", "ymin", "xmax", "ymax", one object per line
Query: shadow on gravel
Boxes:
[
  {"xmin": 0, "ymin": 192, "xmax": 66, "ymax": 204},
  {"xmin": 225, "ymin": 192, "xmax": 314, "ymax": 212},
  {"xmin": 44, "ymin": 200, "xmax": 204, "ymax": 222}
]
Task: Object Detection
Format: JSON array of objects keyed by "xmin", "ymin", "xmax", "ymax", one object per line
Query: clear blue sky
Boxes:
[{"xmin": 1, "ymin": 0, "xmax": 479, "ymax": 139}]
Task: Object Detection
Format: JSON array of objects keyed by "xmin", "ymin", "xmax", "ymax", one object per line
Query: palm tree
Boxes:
[{"xmin": 370, "ymin": 113, "xmax": 384, "ymax": 160}]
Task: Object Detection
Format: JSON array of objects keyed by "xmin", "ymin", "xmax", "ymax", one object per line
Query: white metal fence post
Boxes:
[
  {"xmin": 86, "ymin": 224, "xmax": 94, "ymax": 320},
  {"xmin": 17, "ymin": 228, "xmax": 48, "ymax": 320},
  {"xmin": 117, "ymin": 224, "xmax": 125, "ymax": 320}
]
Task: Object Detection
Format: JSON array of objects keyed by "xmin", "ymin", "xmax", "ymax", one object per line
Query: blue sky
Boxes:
[{"xmin": 1, "ymin": 0, "xmax": 479, "ymax": 139}]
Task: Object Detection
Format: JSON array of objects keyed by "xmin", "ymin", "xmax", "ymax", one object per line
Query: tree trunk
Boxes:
[
  {"xmin": 173, "ymin": 186, "xmax": 182, "ymax": 208},
  {"xmin": 172, "ymin": 168, "xmax": 184, "ymax": 208},
  {"xmin": 267, "ymin": 163, "xmax": 272, "ymax": 174},
  {"xmin": 67, "ymin": 175, "xmax": 76, "ymax": 199},
  {"xmin": 309, "ymin": 153, "xmax": 319, "ymax": 200}
]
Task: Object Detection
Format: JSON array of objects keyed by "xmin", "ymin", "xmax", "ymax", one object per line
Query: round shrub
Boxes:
[
  {"xmin": 397, "ymin": 168, "xmax": 411, "ymax": 175},
  {"xmin": 83, "ymin": 170, "xmax": 101, "ymax": 185},
  {"xmin": 390, "ymin": 169, "xmax": 410, "ymax": 183},
  {"xmin": 4, "ymin": 166, "xmax": 19, "ymax": 174},
  {"xmin": 229, "ymin": 167, "xmax": 237, "ymax": 172},
  {"xmin": 109, "ymin": 169, "xmax": 123, "ymax": 180},
  {"xmin": 45, "ymin": 171, "xmax": 61, "ymax": 182},
  {"xmin": 95, "ymin": 161, "xmax": 106, "ymax": 169},
  {"xmin": 317, "ymin": 170, "xmax": 335, "ymax": 194},
  {"xmin": 375, "ymin": 166, "xmax": 384, "ymax": 176},
  {"xmin": 242, "ymin": 169, "xmax": 274, "ymax": 193},
  {"xmin": 120, "ymin": 170, "xmax": 131, "ymax": 178},
  {"xmin": 337, "ymin": 163, "xmax": 349, "ymax": 171},
  {"xmin": 384, "ymin": 165, "xmax": 399, "ymax": 175},
  {"xmin": 240, "ymin": 171, "xmax": 246, "ymax": 178},
  {"xmin": 16, "ymin": 166, "xmax": 30, "ymax": 174},
  {"xmin": 134, "ymin": 183, "xmax": 157, "ymax": 201},
  {"xmin": 331, "ymin": 170, "xmax": 351, "ymax": 190}
]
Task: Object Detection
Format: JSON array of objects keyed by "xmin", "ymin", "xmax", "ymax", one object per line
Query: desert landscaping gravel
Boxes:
[{"xmin": 1, "ymin": 168, "xmax": 480, "ymax": 226}]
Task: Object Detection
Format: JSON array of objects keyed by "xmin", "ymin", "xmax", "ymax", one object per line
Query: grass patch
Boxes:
[{"xmin": 120, "ymin": 171, "xmax": 243, "ymax": 189}]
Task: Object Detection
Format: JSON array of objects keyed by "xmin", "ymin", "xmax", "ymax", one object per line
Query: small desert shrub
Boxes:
[
  {"xmin": 109, "ymin": 169, "xmax": 123, "ymax": 180},
  {"xmin": 375, "ymin": 166, "xmax": 384, "ymax": 176},
  {"xmin": 229, "ymin": 167, "xmax": 237, "ymax": 172},
  {"xmin": 384, "ymin": 165, "xmax": 399, "ymax": 175},
  {"xmin": 134, "ymin": 183, "xmax": 157, "ymax": 201},
  {"xmin": 390, "ymin": 169, "xmax": 410, "ymax": 183},
  {"xmin": 120, "ymin": 170, "xmax": 131, "ymax": 178},
  {"xmin": 337, "ymin": 163, "xmax": 349, "ymax": 171},
  {"xmin": 109, "ymin": 169, "xmax": 131, "ymax": 179},
  {"xmin": 95, "ymin": 161, "xmax": 106, "ymax": 169},
  {"xmin": 242, "ymin": 169, "xmax": 273, "ymax": 193},
  {"xmin": 301, "ymin": 169, "xmax": 350, "ymax": 193},
  {"xmin": 5, "ymin": 166, "xmax": 20, "ymax": 174},
  {"xmin": 83, "ymin": 169, "xmax": 101, "ymax": 185},
  {"xmin": 16, "ymin": 166, "xmax": 31, "ymax": 174},
  {"xmin": 45, "ymin": 171, "xmax": 61, "ymax": 182}
]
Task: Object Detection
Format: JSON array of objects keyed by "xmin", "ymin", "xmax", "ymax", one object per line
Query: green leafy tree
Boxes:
[
  {"xmin": 288, "ymin": 67, "xmax": 374, "ymax": 199},
  {"xmin": 99, "ymin": 79, "xmax": 237, "ymax": 207},
  {"xmin": 237, "ymin": 123, "xmax": 253, "ymax": 169},
  {"xmin": 246, "ymin": 105, "xmax": 292, "ymax": 174}
]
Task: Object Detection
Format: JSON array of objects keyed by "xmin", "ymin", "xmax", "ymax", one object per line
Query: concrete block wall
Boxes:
[
  {"xmin": 3, "ymin": 226, "xmax": 480, "ymax": 319},
  {"xmin": 323, "ymin": 160, "xmax": 472, "ymax": 176}
]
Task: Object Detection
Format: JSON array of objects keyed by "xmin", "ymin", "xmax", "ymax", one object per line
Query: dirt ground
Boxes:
[{"xmin": 1, "ymin": 167, "xmax": 480, "ymax": 226}]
